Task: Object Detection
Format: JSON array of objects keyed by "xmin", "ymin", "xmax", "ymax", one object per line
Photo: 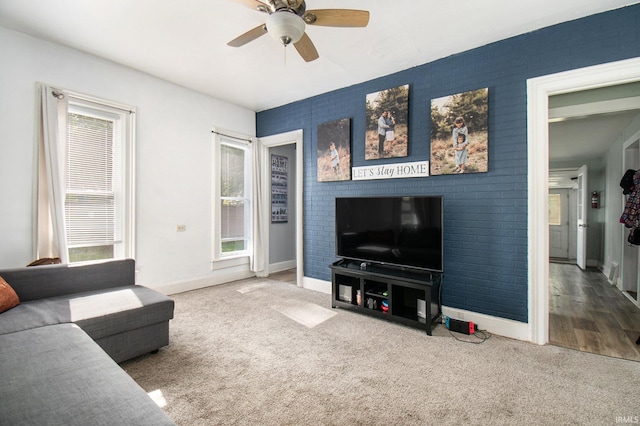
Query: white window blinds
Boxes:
[{"xmin": 65, "ymin": 112, "xmax": 116, "ymax": 248}]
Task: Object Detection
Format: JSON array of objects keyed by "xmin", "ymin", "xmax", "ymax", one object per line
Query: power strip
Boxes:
[{"xmin": 444, "ymin": 316, "xmax": 475, "ymax": 335}]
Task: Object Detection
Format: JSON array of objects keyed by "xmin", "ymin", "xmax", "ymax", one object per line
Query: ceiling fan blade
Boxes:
[
  {"xmin": 228, "ymin": 0, "xmax": 269, "ymax": 11},
  {"xmin": 303, "ymin": 9, "xmax": 370, "ymax": 27},
  {"xmin": 294, "ymin": 33, "xmax": 319, "ymax": 62},
  {"xmin": 227, "ymin": 24, "xmax": 268, "ymax": 47}
]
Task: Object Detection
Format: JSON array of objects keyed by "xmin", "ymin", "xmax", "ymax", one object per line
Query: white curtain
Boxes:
[
  {"xmin": 251, "ymin": 138, "xmax": 268, "ymax": 276},
  {"xmin": 35, "ymin": 84, "xmax": 69, "ymax": 263}
]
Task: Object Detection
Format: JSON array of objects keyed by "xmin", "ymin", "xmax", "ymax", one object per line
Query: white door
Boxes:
[
  {"xmin": 576, "ymin": 165, "xmax": 588, "ymax": 270},
  {"xmin": 549, "ymin": 189, "xmax": 569, "ymax": 259}
]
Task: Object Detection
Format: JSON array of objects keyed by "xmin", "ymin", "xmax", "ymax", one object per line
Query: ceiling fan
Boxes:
[{"xmin": 227, "ymin": 0, "xmax": 370, "ymax": 62}]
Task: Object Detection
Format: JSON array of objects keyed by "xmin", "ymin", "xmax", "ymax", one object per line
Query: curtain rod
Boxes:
[
  {"xmin": 47, "ymin": 86, "xmax": 135, "ymax": 114},
  {"xmin": 211, "ymin": 130, "xmax": 253, "ymax": 143}
]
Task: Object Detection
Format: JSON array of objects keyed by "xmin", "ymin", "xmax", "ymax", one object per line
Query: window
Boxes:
[
  {"xmin": 549, "ymin": 193, "xmax": 561, "ymax": 226},
  {"xmin": 64, "ymin": 96, "xmax": 134, "ymax": 262},
  {"xmin": 213, "ymin": 133, "xmax": 252, "ymax": 259}
]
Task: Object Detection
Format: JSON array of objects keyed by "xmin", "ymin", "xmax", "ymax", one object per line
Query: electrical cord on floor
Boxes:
[{"xmin": 448, "ymin": 327, "xmax": 492, "ymax": 344}]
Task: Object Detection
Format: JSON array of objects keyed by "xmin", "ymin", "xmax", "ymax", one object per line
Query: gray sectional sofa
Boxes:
[{"xmin": 0, "ymin": 259, "xmax": 176, "ymax": 425}]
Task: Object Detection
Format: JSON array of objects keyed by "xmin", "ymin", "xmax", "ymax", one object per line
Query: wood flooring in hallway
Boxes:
[
  {"xmin": 549, "ymin": 262, "xmax": 640, "ymax": 362},
  {"xmin": 268, "ymin": 269, "xmax": 296, "ymax": 285}
]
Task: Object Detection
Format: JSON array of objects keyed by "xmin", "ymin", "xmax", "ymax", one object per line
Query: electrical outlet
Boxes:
[{"xmin": 176, "ymin": 225, "xmax": 186, "ymax": 232}]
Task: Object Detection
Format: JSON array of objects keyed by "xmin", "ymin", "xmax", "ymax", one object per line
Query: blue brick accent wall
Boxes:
[{"xmin": 256, "ymin": 5, "xmax": 640, "ymax": 323}]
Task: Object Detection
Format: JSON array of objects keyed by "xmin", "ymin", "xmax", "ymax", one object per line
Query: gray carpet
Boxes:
[{"xmin": 122, "ymin": 276, "xmax": 640, "ymax": 425}]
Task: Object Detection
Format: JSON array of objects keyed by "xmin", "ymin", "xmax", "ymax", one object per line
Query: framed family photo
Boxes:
[
  {"xmin": 317, "ymin": 118, "xmax": 351, "ymax": 182},
  {"xmin": 430, "ymin": 88, "xmax": 489, "ymax": 175},
  {"xmin": 365, "ymin": 84, "xmax": 409, "ymax": 160}
]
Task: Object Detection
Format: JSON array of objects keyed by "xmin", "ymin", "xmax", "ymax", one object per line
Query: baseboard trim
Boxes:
[
  {"xmin": 269, "ymin": 260, "xmax": 296, "ymax": 274},
  {"xmin": 442, "ymin": 307, "xmax": 529, "ymax": 342},
  {"xmin": 302, "ymin": 276, "xmax": 330, "ymax": 294},
  {"xmin": 302, "ymin": 277, "xmax": 531, "ymax": 342},
  {"xmin": 159, "ymin": 270, "xmax": 255, "ymax": 296}
]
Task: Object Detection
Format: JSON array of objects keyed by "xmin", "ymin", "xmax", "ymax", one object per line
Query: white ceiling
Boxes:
[
  {"xmin": 1, "ymin": 0, "xmax": 638, "ymax": 170},
  {"xmin": 0, "ymin": 0, "xmax": 636, "ymax": 112},
  {"xmin": 549, "ymin": 87, "xmax": 640, "ymax": 173},
  {"xmin": 547, "ymin": 98, "xmax": 640, "ymax": 187},
  {"xmin": 550, "ymin": 111, "xmax": 639, "ymax": 161}
]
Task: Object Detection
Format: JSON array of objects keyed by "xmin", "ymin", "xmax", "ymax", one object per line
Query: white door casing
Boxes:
[
  {"xmin": 576, "ymin": 165, "xmax": 588, "ymax": 270},
  {"xmin": 258, "ymin": 130, "xmax": 304, "ymax": 287},
  {"xmin": 622, "ymin": 133, "xmax": 640, "ymax": 303},
  {"xmin": 527, "ymin": 57, "xmax": 640, "ymax": 345}
]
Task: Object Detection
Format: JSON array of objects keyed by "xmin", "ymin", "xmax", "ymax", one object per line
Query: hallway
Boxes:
[{"xmin": 549, "ymin": 262, "xmax": 640, "ymax": 362}]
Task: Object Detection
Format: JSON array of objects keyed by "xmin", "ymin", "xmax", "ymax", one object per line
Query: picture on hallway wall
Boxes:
[
  {"xmin": 271, "ymin": 154, "xmax": 288, "ymax": 223},
  {"xmin": 317, "ymin": 118, "xmax": 351, "ymax": 182},
  {"xmin": 430, "ymin": 87, "xmax": 489, "ymax": 175},
  {"xmin": 365, "ymin": 84, "xmax": 409, "ymax": 160}
]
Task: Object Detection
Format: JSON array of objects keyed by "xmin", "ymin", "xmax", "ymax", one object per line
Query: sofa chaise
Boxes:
[{"xmin": 0, "ymin": 258, "xmax": 175, "ymax": 425}]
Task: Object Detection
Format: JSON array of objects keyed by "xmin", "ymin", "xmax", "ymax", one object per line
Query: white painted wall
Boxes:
[{"xmin": 0, "ymin": 27, "xmax": 256, "ymax": 293}]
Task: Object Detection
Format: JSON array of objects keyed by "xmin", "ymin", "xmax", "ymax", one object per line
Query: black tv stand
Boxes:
[{"xmin": 330, "ymin": 259, "xmax": 442, "ymax": 335}]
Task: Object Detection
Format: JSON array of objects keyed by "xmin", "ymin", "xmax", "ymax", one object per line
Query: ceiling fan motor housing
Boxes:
[{"xmin": 271, "ymin": 0, "xmax": 306, "ymax": 15}]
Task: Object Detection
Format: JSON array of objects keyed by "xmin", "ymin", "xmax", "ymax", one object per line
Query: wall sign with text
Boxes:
[
  {"xmin": 271, "ymin": 154, "xmax": 288, "ymax": 223},
  {"xmin": 352, "ymin": 161, "xmax": 429, "ymax": 181}
]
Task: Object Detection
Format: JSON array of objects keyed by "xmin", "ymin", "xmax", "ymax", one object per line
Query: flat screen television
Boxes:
[{"xmin": 335, "ymin": 196, "xmax": 443, "ymax": 272}]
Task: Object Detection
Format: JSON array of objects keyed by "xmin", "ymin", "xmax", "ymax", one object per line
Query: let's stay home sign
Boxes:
[{"xmin": 352, "ymin": 161, "xmax": 429, "ymax": 181}]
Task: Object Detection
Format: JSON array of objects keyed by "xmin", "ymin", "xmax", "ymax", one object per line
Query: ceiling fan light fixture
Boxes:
[{"xmin": 266, "ymin": 11, "xmax": 305, "ymax": 45}]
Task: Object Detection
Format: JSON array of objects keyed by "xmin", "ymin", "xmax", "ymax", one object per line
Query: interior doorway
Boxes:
[
  {"xmin": 258, "ymin": 130, "xmax": 304, "ymax": 287},
  {"xmin": 546, "ymin": 103, "xmax": 640, "ymax": 360},
  {"xmin": 268, "ymin": 143, "xmax": 297, "ymax": 275},
  {"xmin": 549, "ymin": 186, "xmax": 576, "ymax": 262},
  {"xmin": 621, "ymin": 137, "xmax": 640, "ymax": 305},
  {"xmin": 527, "ymin": 57, "xmax": 640, "ymax": 345}
]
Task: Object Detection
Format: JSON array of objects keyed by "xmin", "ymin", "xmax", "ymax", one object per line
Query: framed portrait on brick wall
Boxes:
[
  {"xmin": 365, "ymin": 84, "xmax": 409, "ymax": 160},
  {"xmin": 317, "ymin": 118, "xmax": 351, "ymax": 182},
  {"xmin": 430, "ymin": 88, "xmax": 488, "ymax": 175}
]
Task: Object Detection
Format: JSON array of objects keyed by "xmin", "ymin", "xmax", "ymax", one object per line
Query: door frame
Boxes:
[
  {"xmin": 527, "ymin": 57, "xmax": 640, "ymax": 345},
  {"xmin": 258, "ymin": 130, "xmax": 304, "ymax": 287},
  {"xmin": 576, "ymin": 165, "xmax": 588, "ymax": 270},
  {"xmin": 621, "ymin": 132, "xmax": 640, "ymax": 305}
]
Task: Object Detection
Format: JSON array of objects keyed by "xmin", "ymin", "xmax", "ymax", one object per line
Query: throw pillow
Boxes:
[
  {"xmin": 27, "ymin": 257, "xmax": 61, "ymax": 266},
  {"xmin": 0, "ymin": 276, "xmax": 20, "ymax": 313}
]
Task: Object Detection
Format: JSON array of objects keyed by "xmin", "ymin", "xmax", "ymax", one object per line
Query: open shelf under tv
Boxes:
[{"xmin": 330, "ymin": 259, "xmax": 442, "ymax": 335}]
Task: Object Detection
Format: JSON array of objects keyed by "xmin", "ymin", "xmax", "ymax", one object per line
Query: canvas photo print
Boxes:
[
  {"xmin": 317, "ymin": 118, "xmax": 351, "ymax": 182},
  {"xmin": 430, "ymin": 88, "xmax": 488, "ymax": 175},
  {"xmin": 365, "ymin": 84, "xmax": 409, "ymax": 160}
]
